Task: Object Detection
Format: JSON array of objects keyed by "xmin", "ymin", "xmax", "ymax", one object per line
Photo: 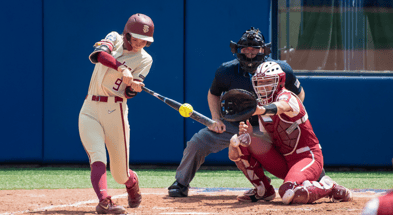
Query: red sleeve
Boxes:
[{"xmin": 96, "ymin": 51, "xmax": 123, "ymax": 71}]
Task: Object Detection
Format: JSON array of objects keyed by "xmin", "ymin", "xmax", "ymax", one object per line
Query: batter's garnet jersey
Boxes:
[{"xmin": 258, "ymin": 89, "xmax": 319, "ymax": 156}]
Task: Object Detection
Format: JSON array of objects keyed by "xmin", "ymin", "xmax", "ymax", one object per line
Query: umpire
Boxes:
[{"xmin": 168, "ymin": 27, "xmax": 307, "ymax": 197}]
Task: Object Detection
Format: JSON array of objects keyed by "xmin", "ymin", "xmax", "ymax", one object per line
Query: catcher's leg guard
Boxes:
[
  {"xmin": 291, "ymin": 176, "xmax": 335, "ymax": 204},
  {"xmin": 234, "ymin": 145, "xmax": 275, "ymax": 202},
  {"xmin": 330, "ymin": 184, "xmax": 353, "ymax": 202},
  {"xmin": 326, "ymin": 176, "xmax": 353, "ymax": 202},
  {"xmin": 229, "ymin": 134, "xmax": 242, "ymax": 162},
  {"xmin": 279, "ymin": 181, "xmax": 297, "ymax": 205}
]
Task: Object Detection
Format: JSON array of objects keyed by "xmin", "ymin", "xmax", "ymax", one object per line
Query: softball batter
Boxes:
[{"xmin": 78, "ymin": 13, "xmax": 154, "ymax": 214}]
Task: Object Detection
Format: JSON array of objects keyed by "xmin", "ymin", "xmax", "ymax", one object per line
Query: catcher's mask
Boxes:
[
  {"xmin": 230, "ymin": 27, "xmax": 271, "ymax": 75},
  {"xmin": 123, "ymin": 13, "xmax": 154, "ymax": 51},
  {"xmin": 220, "ymin": 89, "xmax": 257, "ymax": 122},
  {"xmin": 252, "ymin": 62, "xmax": 286, "ymax": 105}
]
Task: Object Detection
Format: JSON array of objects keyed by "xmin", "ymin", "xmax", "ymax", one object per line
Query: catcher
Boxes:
[
  {"xmin": 224, "ymin": 61, "xmax": 353, "ymax": 204},
  {"xmin": 168, "ymin": 27, "xmax": 315, "ymax": 198}
]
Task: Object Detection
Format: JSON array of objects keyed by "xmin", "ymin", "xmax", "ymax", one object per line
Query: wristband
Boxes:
[{"xmin": 262, "ymin": 103, "xmax": 277, "ymax": 115}]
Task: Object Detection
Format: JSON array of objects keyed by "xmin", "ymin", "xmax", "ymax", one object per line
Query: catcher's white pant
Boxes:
[{"xmin": 78, "ymin": 95, "xmax": 130, "ymax": 184}]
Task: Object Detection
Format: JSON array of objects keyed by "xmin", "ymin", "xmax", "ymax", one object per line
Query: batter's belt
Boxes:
[{"xmin": 86, "ymin": 95, "xmax": 124, "ymax": 103}]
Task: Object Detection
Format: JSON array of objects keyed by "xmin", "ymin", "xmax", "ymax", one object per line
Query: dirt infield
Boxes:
[{"xmin": 0, "ymin": 188, "xmax": 382, "ymax": 215}]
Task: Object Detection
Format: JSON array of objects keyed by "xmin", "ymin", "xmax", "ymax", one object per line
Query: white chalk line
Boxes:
[
  {"xmin": 0, "ymin": 193, "xmax": 164, "ymax": 215},
  {"xmin": 160, "ymin": 213, "xmax": 213, "ymax": 214},
  {"xmin": 0, "ymin": 190, "xmax": 382, "ymax": 215}
]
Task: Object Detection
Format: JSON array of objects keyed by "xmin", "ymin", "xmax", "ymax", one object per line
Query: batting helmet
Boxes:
[
  {"xmin": 123, "ymin": 13, "xmax": 154, "ymax": 51},
  {"xmin": 252, "ymin": 61, "xmax": 286, "ymax": 105},
  {"xmin": 230, "ymin": 27, "xmax": 270, "ymax": 75}
]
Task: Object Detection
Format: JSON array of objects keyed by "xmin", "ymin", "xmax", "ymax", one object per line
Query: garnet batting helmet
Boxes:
[{"xmin": 123, "ymin": 13, "xmax": 154, "ymax": 51}]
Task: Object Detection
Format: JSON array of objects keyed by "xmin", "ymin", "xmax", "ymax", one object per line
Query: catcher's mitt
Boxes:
[{"xmin": 220, "ymin": 89, "xmax": 257, "ymax": 122}]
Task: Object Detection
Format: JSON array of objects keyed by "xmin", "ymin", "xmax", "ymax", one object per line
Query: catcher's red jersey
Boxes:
[{"xmin": 258, "ymin": 89, "xmax": 319, "ymax": 156}]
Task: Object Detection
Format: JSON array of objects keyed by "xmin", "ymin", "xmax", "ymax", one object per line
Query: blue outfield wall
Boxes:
[
  {"xmin": 0, "ymin": 0, "xmax": 43, "ymax": 162},
  {"xmin": 0, "ymin": 0, "xmax": 392, "ymax": 167},
  {"xmin": 299, "ymin": 76, "xmax": 393, "ymax": 166}
]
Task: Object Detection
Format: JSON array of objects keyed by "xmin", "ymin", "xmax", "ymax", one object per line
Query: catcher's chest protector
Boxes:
[
  {"xmin": 259, "ymin": 92, "xmax": 308, "ymax": 156},
  {"xmin": 261, "ymin": 116, "xmax": 300, "ymax": 156}
]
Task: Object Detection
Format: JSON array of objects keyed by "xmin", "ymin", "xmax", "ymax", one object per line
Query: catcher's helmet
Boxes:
[
  {"xmin": 123, "ymin": 13, "xmax": 154, "ymax": 51},
  {"xmin": 252, "ymin": 61, "xmax": 286, "ymax": 105},
  {"xmin": 230, "ymin": 27, "xmax": 270, "ymax": 74}
]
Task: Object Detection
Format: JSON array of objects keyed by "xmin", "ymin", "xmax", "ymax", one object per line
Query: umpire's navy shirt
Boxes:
[{"xmin": 210, "ymin": 58, "xmax": 302, "ymax": 126}]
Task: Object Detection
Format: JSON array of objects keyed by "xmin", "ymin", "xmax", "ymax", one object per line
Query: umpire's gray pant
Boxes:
[{"xmin": 175, "ymin": 119, "xmax": 266, "ymax": 186}]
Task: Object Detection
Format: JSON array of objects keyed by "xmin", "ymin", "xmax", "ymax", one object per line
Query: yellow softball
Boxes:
[{"xmin": 179, "ymin": 103, "xmax": 194, "ymax": 118}]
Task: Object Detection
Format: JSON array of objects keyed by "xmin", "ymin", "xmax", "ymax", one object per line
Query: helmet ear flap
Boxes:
[
  {"xmin": 264, "ymin": 46, "xmax": 271, "ymax": 56},
  {"xmin": 280, "ymin": 75, "xmax": 286, "ymax": 88},
  {"xmin": 123, "ymin": 33, "xmax": 133, "ymax": 51},
  {"xmin": 126, "ymin": 33, "xmax": 131, "ymax": 41},
  {"xmin": 230, "ymin": 41, "xmax": 238, "ymax": 54},
  {"xmin": 264, "ymin": 42, "xmax": 271, "ymax": 56}
]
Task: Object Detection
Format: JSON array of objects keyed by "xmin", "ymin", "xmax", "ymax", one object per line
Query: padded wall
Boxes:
[
  {"xmin": 299, "ymin": 76, "xmax": 393, "ymax": 166},
  {"xmin": 0, "ymin": 0, "xmax": 43, "ymax": 162},
  {"xmin": 1, "ymin": 0, "xmax": 392, "ymax": 167}
]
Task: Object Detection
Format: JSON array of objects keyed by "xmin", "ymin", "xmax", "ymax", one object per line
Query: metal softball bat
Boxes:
[{"xmin": 142, "ymin": 86, "xmax": 215, "ymax": 127}]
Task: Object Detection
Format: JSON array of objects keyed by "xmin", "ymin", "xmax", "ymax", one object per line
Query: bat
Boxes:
[{"xmin": 142, "ymin": 86, "xmax": 216, "ymax": 127}]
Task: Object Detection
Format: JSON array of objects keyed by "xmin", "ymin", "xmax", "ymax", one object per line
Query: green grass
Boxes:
[{"xmin": 0, "ymin": 166, "xmax": 392, "ymax": 190}]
